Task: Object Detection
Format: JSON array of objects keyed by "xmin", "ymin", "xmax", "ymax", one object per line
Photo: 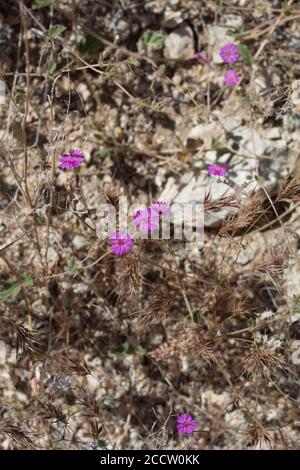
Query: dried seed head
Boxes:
[
  {"xmin": 33, "ymin": 399, "xmax": 67, "ymax": 426},
  {"xmin": 184, "ymin": 329, "xmax": 217, "ymax": 366},
  {"xmin": 77, "ymin": 391, "xmax": 100, "ymax": 417},
  {"xmin": 241, "ymin": 343, "xmax": 287, "ymax": 381},
  {"xmin": 252, "ymin": 249, "xmax": 288, "ymax": 292},
  {"xmin": 204, "ymin": 190, "xmax": 239, "ymax": 213},
  {"xmin": 245, "ymin": 422, "xmax": 274, "ymax": 449},
  {"xmin": 133, "ymin": 290, "xmax": 172, "ymax": 327},
  {"xmin": 219, "ymin": 193, "xmax": 264, "ymax": 236},
  {"xmin": 6, "ymin": 319, "xmax": 43, "ymax": 361},
  {"xmin": 0, "ymin": 423, "xmax": 35, "ymax": 449},
  {"xmin": 276, "ymin": 176, "xmax": 300, "ymax": 203},
  {"xmin": 114, "ymin": 255, "xmax": 143, "ymax": 302},
  {"xmin": 102, "ymin": 185, "xmax": 120, "ymax": 208}
]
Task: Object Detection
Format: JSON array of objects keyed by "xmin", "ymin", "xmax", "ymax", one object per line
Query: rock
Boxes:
[
  {"xmin": 73, "ymin": 283, "xmax": 89, "ymax": 294},
  {"xmin": 72, "ymin": 235, "xmax": 88, "ymax": 250},
  {"xmin": 225, "ymin": 15, "xmax": 243, "ymax": 29},
  {"xmin": 267, "ymin": 139, "xmax": 287, "ymax": 158},
  {"xmin": 264, "ymin": 127, "xmax": 281, "ymax": 139},
  {"xmin": 238, "ymin": 127, "xmax": 266, "ymax": 157},
  {"xmin": 254, "ymin": 76, "xmax": 267, "ymax": 93},
  {"xmin": 155, "ymin": 167, "xmax": 166, "ymax": 188},
  {"xmin": 222, "ymin": 116, "xmax": 243, "ymax": 133},
  {"xmin": 164, "ymin": 25, "xmax": 195, "ymax": 60},
  {"xmin": 159, "ymin": 119, "xmax": 287, "ymax": 229},
  {"xmin": 291, "ymin": 79, "xmax": 300, "ymax": 110},
  {"xmin": 186, "ymin": 122, "xmax": 222, "ymax": 148},
  {"xmin": 77, "ymin": 82, "xmax": 90, "ymax": 102},
  {"xmin": 163, "ymin": 6, "xmax": 183, "ymax": 28},
  {"xmin": 207, "ymin": 25, "xmax": 234, "ymax": 64}
]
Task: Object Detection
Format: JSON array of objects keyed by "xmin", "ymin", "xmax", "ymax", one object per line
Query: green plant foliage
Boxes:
[
  {"xmin": 0, "ymin": 274, "xmax": 34, "ymax": 300},
  {"xmin": 138, "ymin": 31, "xmax": 165, "ymax": 52},
  {"xmin": 32, "ymin": 0, "xmax": 56, "ymax": 9}
]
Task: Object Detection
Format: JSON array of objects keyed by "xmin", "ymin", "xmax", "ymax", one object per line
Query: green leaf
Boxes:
[
  {"xmin": 238, "ymin": 44, "xmax": 252, "ymax": 64},
  {"xmin": 78, "ymin": 35, "xmax": 101, "ymax": 56},
  {"xmin": 46, "ymin": 24, "xmax": 66, "ymax": 38},
  {"xmin": 45, "ymin": 59, "xmax": 57, "ymax": 76},
  {"xmin": 135, "ymin": 345, "xmax": 146, "ymax": 357},
  {"xmin": 114, "ymin": 342, "xmax": 145, "ymax": 359},
  {"xmin": 32, "ymin": 0, "xmax": 56, "ymax": 9},
  {"xmin": 211, "ymin": 137, "xmax": 224, "ymax": 149},
  {"xmin": 283, "ymin": 6, "xmax": 293, "ymax": 16},
  {"xmin": 121, "ymin": 342, "xmax": 134, "ymax": 354},
  {"xmin": 0, "ymin": 274, "xmax": 34, "ymax": 300},
  {"xmin": 192, "ymin": 310, "xmax": 200, "ymax": 324},
  {"xmin": 247, "ymin": 318, "xmax": 256, "ymax": 329},
  {"xmin": 94, "ymin": 132, "xmax": 103, "ymax": 140},
  {"xmin": 0, "ymin": 282, "xmax": 21, "ymax": 300},
  {"xmin": 68, "ymin": 258, "xmax": 77, "ymax": 274},
  {"xmin": 99, "ymin": 147, "xmax": 115, "ymax": 159},
  {"xmin": 228, "ymin": 25, "xmax": 244, "ymax": 36},
  {"xmin": 138, "ymin": 31, "xmax": 165, "ymax": 52},
  {"xmin": 102, "ymin": 394, "xmax": 114, "ymax": 408},
  {"xmin": 242, "ymin": 410, "xmax": 253, "ymax": 424},
  {"xmin": 23, "ymin": 274, "xmax": 35, "ymax": 287}
]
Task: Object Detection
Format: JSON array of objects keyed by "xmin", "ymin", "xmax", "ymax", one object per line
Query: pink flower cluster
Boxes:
[
  {"xmin": 176, "ymin": 413, "xmax": 197, "ymax": 435},
  {"xmin": 219, "ymin": 43, "xmax": 240, "ymax": 87},
  {"xmin": 207, "ymin": 163, "xmax": 228, "ymax": 177},
  {"xmin": 109, "ymin": 200, "xmax": 170, "ymax": 256},
  {"xmin": 219, "ymin": 43, "xmax": 239, "ymax": 64},
  {"xmin": 58, "ymin": 149, "xmax": 85, "ymax": 169},
  {"xmin": 109, "ymin": 230, "xmax": 133, "ymax": 256}
]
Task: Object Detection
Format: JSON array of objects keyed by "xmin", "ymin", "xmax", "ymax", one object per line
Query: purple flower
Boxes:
[
  {"xmin": 151, "ymin": 200, "xmax": 170, "ymax": 216},
  {"xmin": 219, "ymin": 43, "xmax": 239, "ymax": 64},
  {"xmin": 109, "ymin": 230, "xmax": 133, "ymax": 256},
  {"xmin": 133, "ymin": 208, "xmax": 159, "ymax": 234},
  {"xmin": 207, "ymin": 163, "xmax": 228, "ymax": 177},
  {"xmin": 195, "ymin": 51, "xmax": 209, "ymax": 65},
  {"xmin": 224, "ymin": 69, "xmax": 240, "ymax": 87},
  {"xmin": 176, "ymin": 413, "xmax": 197, "ymax": 435},
  {"xmin": 58, "ymin": 149, "xmax": 85, "ymax": 169}
]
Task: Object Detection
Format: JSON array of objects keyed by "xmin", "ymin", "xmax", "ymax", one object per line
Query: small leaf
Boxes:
[
  {"xmin": 68, "ymin": 258, "xmax": 77, "ymax": 274},
  {"xmin": 0, "ymin": 282, "xmax": 21, "ymax": 300},
  {"xmin": 283, "ymin": 6, "xmax": 293, "ymax": 16},
  {"xmin": 45, "ymin": 59, "xmax": 57, "ymax": 76},
  {"xmin": 135, "ymin": 345, "xmax": 146, "ymax": 357},
  {"xmin": 0, "ymin": 274, "xmax": 34, "ymax": 300},
  {"xmin": 192, "ymin": 310, "xmax": 200, "ymax": 324},
  {"xmin": 23, "ymin": 274, "xmax": 35, "ymax": 287},
  {"xmin": 138, "ymin": 31, "xmax": 165, "ymax": 52},
  {"xmin": 238, "ymin": 44, "xmax": 252, "ymax": 64},
  {"xmin": 114, "ymin": 341, "xmax": 145, "ymax": 359},
  {"xmin": 121, "ymin": 342, "xmax": 134, "ymax": 354},
  {"xmin": 247, "ymin": 318, "xmax": 256, "ymax": 329},
  {"xmin": 94, "ymin": 132, "xmax": 103, "ymax": 140},
  {"xmin": 103, "ymin": 394, "xmax": 114, "ymax": 408},
  {"xmin": 46, "ymin": 24, "xmax": 66, "ymax": 38},
  {"xmin": 99, "ymin": 147, "xmax": 115, "ymax": 159},
  {"xmin": 78, "ymin": 35, "xmax": 101, "ymax": 56},
  {"xmin": 243, "ymin": 410, "xmax": 254, "ymax": 424},
  {"xmin": 228, "ymin": 25, "xmax": 244, "ymax": 36},
  {"xmin": 211, "ymin": 137, "xmax": 224, "ymax": 149},
  {"xmin": 32, "ymin": 0, "xmax": 56, "ymax": 9}
]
